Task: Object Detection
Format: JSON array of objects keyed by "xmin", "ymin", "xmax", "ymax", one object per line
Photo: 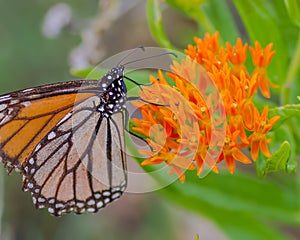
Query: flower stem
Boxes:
[{"xmin": 281, "ymin": 29, "xmax": 300, "ymax": 105}]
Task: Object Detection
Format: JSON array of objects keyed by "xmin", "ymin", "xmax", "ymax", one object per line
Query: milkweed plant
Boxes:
[
  {"xmin": 132, "ymin": 1, "xmax": 300, "ymax": 239},
  {"xmin": 73, "ymin": 0, "xmax": 300, "ymax": 239}
]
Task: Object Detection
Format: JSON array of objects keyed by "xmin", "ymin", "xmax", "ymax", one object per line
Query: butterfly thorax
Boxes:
[{"xmin": 97, "ymin": 66, "xmax": 127, "ymax": 118}]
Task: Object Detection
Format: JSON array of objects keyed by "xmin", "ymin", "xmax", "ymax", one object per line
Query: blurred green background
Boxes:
[{"xmin": 0, "ymin": 0, "xmax": 300, "ymax": 240}]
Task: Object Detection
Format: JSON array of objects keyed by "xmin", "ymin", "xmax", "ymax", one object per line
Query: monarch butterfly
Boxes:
[{"xmin": 0, "ymin": 64, "xmax": 131, "ymax": 216}]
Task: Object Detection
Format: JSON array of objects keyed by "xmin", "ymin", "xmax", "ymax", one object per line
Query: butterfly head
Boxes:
[{"xmin": 99, "ymin": 66, "xmax": 125, "ymax": 91}]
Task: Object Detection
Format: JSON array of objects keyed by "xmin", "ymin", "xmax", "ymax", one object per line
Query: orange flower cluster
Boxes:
[{"xmin": 132, "ymin": 32, "xmax": 280, "ymax": 182}]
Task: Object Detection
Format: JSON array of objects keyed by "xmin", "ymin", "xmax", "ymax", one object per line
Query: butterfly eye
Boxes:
[{"xmin": 121, "ymin": 79, "xmax": 127, "ymax": 93}]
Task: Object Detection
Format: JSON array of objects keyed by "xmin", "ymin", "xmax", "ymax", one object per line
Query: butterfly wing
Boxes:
[
  {"xmin": 0, "ymin": 79, "xmax": 127, "ymax": 216},
  {"xmin": 0, "ymin": 80, "xmax": 99, "ymax": 171}
]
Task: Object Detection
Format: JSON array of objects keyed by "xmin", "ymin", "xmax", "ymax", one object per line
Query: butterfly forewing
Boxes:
[{"xmin": 0, "ymin": 66, "xmax": 128, "ymax": 216}]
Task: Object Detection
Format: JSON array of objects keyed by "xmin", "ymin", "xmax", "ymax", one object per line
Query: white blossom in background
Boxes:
[
  {"xmin": 69, "ymin": 0, "xmax": 121, "ymax": 69},
  {"xmin": 69, "ymin": 28, "xmax": 102, "ymax": 69},
  {"xmin": 42, "ymin": 3, "xmax": 72, "ymax": 38},
  {"xmin": 42, "ymin": 0, "xmax": 143, "ymax": 69}
]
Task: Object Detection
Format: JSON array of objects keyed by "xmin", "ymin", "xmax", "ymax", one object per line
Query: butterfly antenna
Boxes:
[
  {"xmin": 123, "ymin": 52, "xmax": 177, "ymax": 66},
  {"xmin": 124, "ymin": 76, "xmax": 143, "ymax": 89},
  {"xmin": 117, "ymin": 46, "xmax": 145, "ymax": 67}
]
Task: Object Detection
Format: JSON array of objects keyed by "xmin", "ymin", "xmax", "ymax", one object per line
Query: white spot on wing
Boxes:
[
  {"xmin": 96, "ymin": 201, "xmax": 103, "ymax": 208},
  {"xmin": 55, "ymin": 203, "xmax": 64, "ymax": 208},
  {"xmin": 87, "ymin": 199, "xmax": 95, "ymax": 205},
  {"xmin": 103, "ymin": 191, "xmax": 110, "ymax": 196},
  {"xmin": 0, "ymin": 94, "xmax": 11, "ymax": 100},
  {"xmin": 0, "ymin": 115, "xmax": 10, "ymax": 124},
  {"xmin": 38, "ymin": 197, "xmax": 45, "ymax": 203},
  {"xmin": 48, "ymin": 131, "xmax": 56, "ymax": 140},
  {"xmin": 22, "ymin": 88, "xmax": 33, "ymax": 93},
  {"xmin": 57, "ymin": 112, "xmax": 72, "ymax": 125},
  {"xmin": 10, "ymin": 100, "xmax": 19, "ymax": 105},
  {"xmin": 29, "ymin": 157, "xmax": 34, "ymax": 165},
  {"xmin": 112, "ymin": 186, "xmax": 120, "ymax": 192},
  {"xmin": 22, "ymin": 101, "xmax": 31, "ymax": 107},
  {"xmin": 76, "ymin": 202, "xmax": 84, "ymax": 208},
  {"xmin": 34, "ymin": 143, "xmax": 41, "ymax": 152},
  {"xmin": 48, "ymin": 208, "xmax": 55, "ymax": 214},
  {"xmin": 0, "ymin": 104, "xmax": 7, "ymax": 111},
  {"xmin": 112, "ymin": 192, "xmax": 121, "ymax": 200},
  {"xmin": 94, "ymin": 193, "xmax": 101, "ymax": 199}
]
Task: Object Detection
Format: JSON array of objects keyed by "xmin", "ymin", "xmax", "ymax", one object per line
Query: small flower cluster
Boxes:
[{"xmin": 132, "ymin": 32, "xmax": 280, "ymax": 182}]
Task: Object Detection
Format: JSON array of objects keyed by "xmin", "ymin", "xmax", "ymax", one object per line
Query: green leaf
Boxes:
[
  {"xmin": 284, "ymin": 0, "xmax": 300, "ymax": 27},
  {"xmin": 165, "ymin": 0, "xmax": 214, "ymax": 32},
  {"xmin": 274, "ymin": 125, "xmax": 297, "ymax": 173},
  {"xmin": 147, "ymin": 0, "xmax": 174, "ymax": 49},
  {"xmin": 266, "ymin": 122, "xmax": 296, "ymax": 172},
  {"xmin": 255, "ymin": 141, "xmax": 291, "ymax": 178},
  {"xmin": 160, "ymin": 171, "xmax": 299, "ymax": 240},
  {"xmin": 256, "ymin": 112, "xmax": 298, "ymax": 174},
  {"xmin": 127, "ymin": 133, "xmax": 300, "ymax": 223},
  {"xmin": 269, "ymin": 104, "xmax": 300, "ymax": 127},
  {"xmin": 197, "ymin": 0, "xmax": 239, "ymax": 42},
  {"xmin": 268, "ymin": 141, "xmax": 290, "ymax": 172},
  {"xmin": 165, "ymin": 0, "xmax": 238, "ymax": 43}
]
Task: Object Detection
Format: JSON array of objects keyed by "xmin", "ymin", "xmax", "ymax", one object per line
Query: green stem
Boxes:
[
  {"xmin": 165, "ymin": 1, "xmax": 215, "ymax": 34},
  {"xmin": 281, "ymin": 29, "xmax": 300, "ymax": 105},
  {"xmin": 193, "ymin": 8, "xmax": 215, "ymax": 34}
]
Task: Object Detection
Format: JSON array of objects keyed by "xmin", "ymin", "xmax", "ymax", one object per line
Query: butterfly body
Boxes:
[
  {"xmin": 96, "ymin": 66, "xmax": 127, "ymax": 117},
  {"xmin": 0, "ymin": 66, "xmax": 128, "ymax": 216}
]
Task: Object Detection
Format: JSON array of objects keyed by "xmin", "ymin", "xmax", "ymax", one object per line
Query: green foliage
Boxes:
[
  {"xmin": 147, "ymin": 0, "xmax": 174, "ymax": 49},
  {"xmin": 143, "ymin": 0, "xmax": 300, "ymax": 239},
  {"xmin": 256, "ymin": 141, "xmax": 291, "ymax": 178},
  {"xmin": 285, "ymin": 0, "xmax": 300, "ymax": 28},
  {"xmin": 160, "ymin": 171, "xmax": 298, "ymax": 240}
]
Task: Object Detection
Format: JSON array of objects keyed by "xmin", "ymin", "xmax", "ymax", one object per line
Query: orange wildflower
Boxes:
[
  {"xmin": 248, "ymin": 106, "xmax": 280, "ymax": 160},
  {"xmin": 250, "ymin": 42, "xmax": 278, "ymax": 98},
  {"xmin": 226, "ymin": 38, "xmax": 249, "ymax": 77},
  {"xmin": 132, "ymin": 32, "xmax": 280, "ymax": 182},
  {"xmin": 220, "ymin": 126, "xmax": 251, "ymax": 173}
]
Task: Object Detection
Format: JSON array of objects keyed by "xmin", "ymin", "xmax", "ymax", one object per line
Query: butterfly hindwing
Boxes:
[{"xmin": 22, "ymin": 97, "xmax": 126, "ymax": 215}]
